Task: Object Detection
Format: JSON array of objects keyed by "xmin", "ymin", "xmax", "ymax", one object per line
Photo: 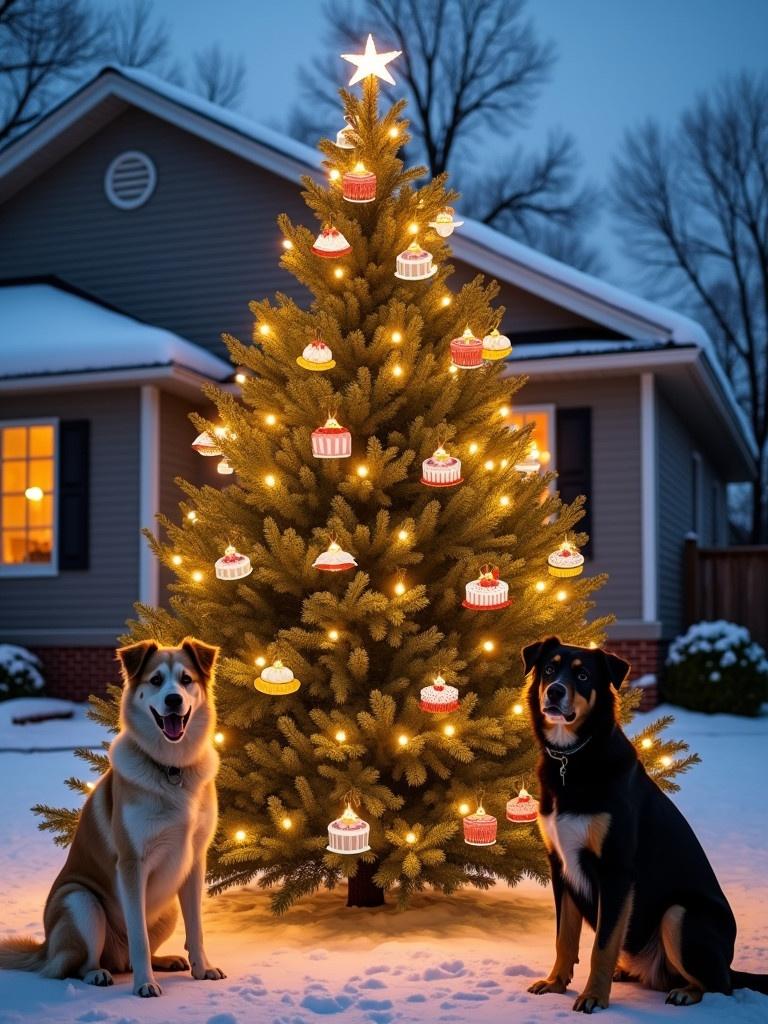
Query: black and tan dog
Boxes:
[{"xmin": 523, "ymin": 636, "xmax": 767, "ymax": 1013}]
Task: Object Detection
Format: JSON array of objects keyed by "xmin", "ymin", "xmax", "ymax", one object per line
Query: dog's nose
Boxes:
[
  {"xmin": 164, "ymin": 693, "xmax": 183, "ymax": 711},
  {"xmin": 546, "ymin": 682, "xmax": 567, "ymax": 702}
]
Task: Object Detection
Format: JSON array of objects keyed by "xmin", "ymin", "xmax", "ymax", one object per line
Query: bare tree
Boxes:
[
  {"xmin": 191, "ymin": 43, "xmax": 246, "ymax": 109},
  {"xmin": 612, "ymin": 73, "xmax": 768, "ymax": 542},
  {"xmin": 0, "ymin": 0, "xmax": 104, "ymax": 144},
  {"xmin": 289, "ymin": 0, "xmax": 599, "ymax": 271},
  {"xmin": 106, "ymin": 0, "xmax": 169, "ymax": 71}
]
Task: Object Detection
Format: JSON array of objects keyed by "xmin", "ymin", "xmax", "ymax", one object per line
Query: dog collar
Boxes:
[
  {"xmin": 544, "ymin": 735, "xmax": 592, "ymax": 787},
  {"xmin": 149, "ymin": 758, "xmax": 183, "ymax": 787}
]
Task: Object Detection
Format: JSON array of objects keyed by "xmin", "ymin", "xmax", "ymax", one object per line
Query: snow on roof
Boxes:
[
  {"xmin": 509, "ymin": 339, "xmax": 677, "ymax": 360},
  {"xmin": 0, "ymin": 284, "xmax": 231, "ymax": 380}
]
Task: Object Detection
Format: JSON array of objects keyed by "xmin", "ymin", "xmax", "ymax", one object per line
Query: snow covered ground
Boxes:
[{"xmin": 0, "ymin": 699, "xmax": 766, "ymax": 1024}]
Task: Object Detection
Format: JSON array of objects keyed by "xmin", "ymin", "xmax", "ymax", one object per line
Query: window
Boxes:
[
  {"xmin": 0, "ymin": 421, "xmax": 57, "ymax": 575},
  {"xmin": 506, "ymin": 405, "xmax": 556, "ymax": 471}
]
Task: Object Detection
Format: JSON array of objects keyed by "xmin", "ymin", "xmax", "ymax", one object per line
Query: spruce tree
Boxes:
[{"xmin": 36, "ymin": 44, "xmax": 698, "ymax": 912}]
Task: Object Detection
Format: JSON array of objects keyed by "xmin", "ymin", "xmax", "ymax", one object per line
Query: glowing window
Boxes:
[
  {"xmin": 505, "ymin": 405, "xmax": 556, "ymax": 470},
  {"xmin": 0, "ymin": 422, "xmax": 56, "ymax": 573}
]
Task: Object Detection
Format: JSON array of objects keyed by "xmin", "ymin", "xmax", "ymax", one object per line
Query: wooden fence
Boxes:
[{"xmin": 684, "ymin": 537, "xmax": 768, "ymax": 646}]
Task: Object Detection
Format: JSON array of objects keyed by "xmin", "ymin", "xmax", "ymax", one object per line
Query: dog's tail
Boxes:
[
  {"xmin": 731, "ymin": 969, "xmax": 768, "ymax": 995},
  {"xmin": 0, "ymin": 936, "xmax": 45, "ymax": 972}
]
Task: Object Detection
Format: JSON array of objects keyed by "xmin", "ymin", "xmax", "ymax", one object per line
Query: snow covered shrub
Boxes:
[
  {"xmin": 0, "ymin": 644, "xmax": 45, "ymax": 701},
  {"xmin": 665, "ymin": 621, "xmax": 768, "ymax": 716}
]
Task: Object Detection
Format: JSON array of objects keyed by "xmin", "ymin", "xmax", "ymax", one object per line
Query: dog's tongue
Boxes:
[{"xmin": 163, "ymin": 713, "xmax": 184, "ymax": 739}]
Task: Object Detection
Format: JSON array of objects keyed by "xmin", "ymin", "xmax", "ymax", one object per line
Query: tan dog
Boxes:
[{"xmin": 0, "ymin": 638, "xmax": 225, "ymax": 997}]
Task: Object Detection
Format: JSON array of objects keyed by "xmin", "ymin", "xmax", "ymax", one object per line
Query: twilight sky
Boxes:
[{"xmin": 129, "ymin": 0, "xmax": 768, "ymax": 286}]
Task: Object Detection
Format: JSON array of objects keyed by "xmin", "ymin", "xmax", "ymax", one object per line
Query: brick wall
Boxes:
[
  {"xmin": 607, "ymin": 638, "xmax": 667, "ymax": 712},
  {"xmin": 32, "ymin": 647, "xmax": 119, "ymax": 702}
]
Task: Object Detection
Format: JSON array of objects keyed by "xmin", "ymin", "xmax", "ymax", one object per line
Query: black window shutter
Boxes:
[
  {"xmin": 555, "ymin": 408, "xmax": 593, "ymax": 555},
  {"xmin": 58, "ymin": 420, "xmax": 90, "ymax": 570}
]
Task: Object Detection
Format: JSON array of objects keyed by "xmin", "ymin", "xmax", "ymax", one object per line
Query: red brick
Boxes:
[{"xmin": 30, "ymin": 647, "xmax": 119, "ymax": 701}]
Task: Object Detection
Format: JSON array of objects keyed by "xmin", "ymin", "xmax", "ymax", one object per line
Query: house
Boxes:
[{"xmin": 0, "ymin": 66, "xmax": 755, "ymax": 701}]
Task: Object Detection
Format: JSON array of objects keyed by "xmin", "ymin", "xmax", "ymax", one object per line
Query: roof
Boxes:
[
  {"xmin": 0, "ymin": 283, "xmax": 231, "ymax": 394},
  {"xmin": 0, "ymin": 64, "xmax": 755, "ymax": 466}
]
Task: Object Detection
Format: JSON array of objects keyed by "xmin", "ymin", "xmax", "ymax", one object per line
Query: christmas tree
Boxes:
[{"xmin": 36, "ymin": 39, "xmax": 698, "ymax": 912}]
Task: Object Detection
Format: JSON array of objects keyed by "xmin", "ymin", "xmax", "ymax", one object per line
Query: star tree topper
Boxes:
[{"xmin": 341, "ymin": 34, "xmax": 401, "ymax": 87}]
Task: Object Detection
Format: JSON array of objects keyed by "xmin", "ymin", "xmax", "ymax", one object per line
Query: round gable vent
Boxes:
[{"xmin": 104, "ymin": 151, "xmax": 157, "ymax": 210}]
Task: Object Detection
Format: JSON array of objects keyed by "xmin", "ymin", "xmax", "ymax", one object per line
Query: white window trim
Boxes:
[{"xmin": 0, "ymin": 417, "xmax": 59, "ymax": 578}]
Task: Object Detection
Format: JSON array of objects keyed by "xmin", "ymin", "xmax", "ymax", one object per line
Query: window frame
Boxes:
[
  {"xmin": 0, "ymin": 417, "xmax": 59, "ymax": 578},
  {"xmin": 507, "ymin": 403, "xmax": 557, "ymax": 481}
]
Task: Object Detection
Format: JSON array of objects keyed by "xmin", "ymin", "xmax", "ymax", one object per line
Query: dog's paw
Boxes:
[
  {"xmin": 134, "ymin": 979, "xmax": 162, "ymax": 997},
  {"xmin": 573, "ymin": 990, "xmax": 609, "ymax": 1013},
  {"xmin": 83, "ymin": 969, "xmax": 113, "ymax": 987},
  {"xmin": 152, "ymin": 953, "xmax": 189, "ymax": 972},
  {"xmin": 666, "ymin": 986, "xmax": 703, "ymax": 1006},
  {"xmin": 613, "ymin": 968, "xmax": 632, "ymax": 982},
  {"xmin": 528, "ymin": 977, "xmax": 568, "ymax": 995},
  {"xmin": 192, "ymin": 964, "xmax": 226, "ymax": 981}
]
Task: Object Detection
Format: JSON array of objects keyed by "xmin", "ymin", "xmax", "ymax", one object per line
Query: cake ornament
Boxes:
[
  {"xmin": 482, "ymin": 327, "xmax": 512, "ymax": 361},
  {"xmin": 311, "ymin": 225, "xmax": 352, "ymax": 259},
  {"xmin": 342, "ymin": 162, "xmax": 377, "ymax": 203},
  {"xmin": 395, "ymin": 240, "xmax": 436, "ymax": 281},
  {"xmin": 311, "ymin": 414, "xmax": 352, "ymax": 459},
  {"xmin": 420, "ymin": 438, "xmax": 463, "ymax": 487},
  {"xmin": 191, "ymin": 430, "xmax": 222, "ymax": 457},
  {"xmin": 506, "ymin": 787, "xmax": 539, "ymax": 824},
  {"xmin": 326, "ymin": 799, "xmax": 371, "ymax": 854},
  {"xmin": 296, "ymin": 338, "xmax": 336, "ymax": 372},
  {"xmin": 214, "ymin": 545, "xmax": 252, "ymax": 581},
  {"xmin": 463, "ymin": 799, "xmax": 497, "ymax": 846},
  {"xmin": 450, "ymin": 326, "xmax": 484, "ymax": 370},
  {"xmin": 547, "ymin": 538, "xmax": 585, "ymax": 578},
  {"xmin": 428, "ymin": 206, "xmax": 464, "ymax": 238},
  {"xmin": 255, "ymin": 658, "xmax": 301, "ymax": 695},
  {"xmin": 419, "ymin": 672, "xmax": 460, "ymax": 713},
  {"xmin": 313, "ymin": 538, "xmax": 357, "ymax": 572},
  {"xmin": 462, "ymin": 564, "xmax": 511, "ymax": 610},
  {"xmin": 334, "ymin": 117, "xmax": 357, "ymax": 150},
  {"xmin": 514, "ymin": 442, "xmax": 541, "ymax": 474}
]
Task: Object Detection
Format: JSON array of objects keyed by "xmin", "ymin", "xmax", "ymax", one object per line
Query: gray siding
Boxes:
[
  {"xmin": 0, "ymin": 107, "xmax": 311, "ymax": 360},
  {"xmin": 0, "ymin": 389, "xmax": 139, "ymax": 642},
  {"xmin": 514, "ymin": 376, "xmax": 642, "ymax": 623}
]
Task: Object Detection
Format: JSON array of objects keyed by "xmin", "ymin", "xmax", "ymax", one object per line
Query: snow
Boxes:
[
  {"xmin": 0, "ymin": 645, "xmax": 44, "ymax": 694},
  {"xmin": 0, "ymin": 704, "xmax": 766, "ymax": 1022},
  {"xmin": 667, "ymin": 620, "xmax": 768, "ymax": 674},
  {"xmin": 0, "ymin": 697, "xmax": 107, "ymax": 751},
  {"xmin": 0, "ymin": 284, "xmax": 231, "ymax": 382}
]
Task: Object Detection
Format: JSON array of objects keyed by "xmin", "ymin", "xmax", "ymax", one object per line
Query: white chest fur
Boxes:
[{"xmin": 539, "ymin": 811, "xmax": 596, "ymax": 898}]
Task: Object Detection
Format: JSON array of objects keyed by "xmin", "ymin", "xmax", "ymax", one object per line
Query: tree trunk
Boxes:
[{"xmin": 346, "ymin": 859, "xmax": 385, "ymax": 908}]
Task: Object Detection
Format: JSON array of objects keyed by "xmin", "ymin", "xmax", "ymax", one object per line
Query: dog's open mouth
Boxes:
[
  {"xmin": 543, "ymin": 704, "xmax": 577, "ymax": 723},
  {"xmin": 150, "ymin": 706, "xmax": 191, "ymax": 741}
]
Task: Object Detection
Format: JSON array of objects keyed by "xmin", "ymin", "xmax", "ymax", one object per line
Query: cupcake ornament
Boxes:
[
  {"xmin": 313, "ymin": 538, "xmax": 357, "ymax": 572},
  {"xmin": 462, "ymin": 565, "xmax": 511, "ymax": 610},
  {"xmin": 428, "ymin": 206, "xmax": 464, "ymax": 238},
  {"xmin": 214, "ymin": 545, "xmax": 252, "ymax": 581},
  {"xmin": 342, "ymin": 162, "xmax": 377, "ymax": 203},
  {"xmin": 326, "ymin": 801, "xmax": 371, "ymax": 854},
  {"xmin": 450, "ymin": 327, "xmax": 484, "ymax": 370},
  {"xmin": 506, "ymin": 787, "xmax": 539, "ymax": 824},
  {"xmin": 255, "ymin": 658, "xmax": 301, "ymax": 695},
  {"xmin": 395, "ymin": 240, "xmax": 436, "ymax": 281},
  {"xmin": 463, "ymin": 799, "xmax": 497, "ymax": 846},
  {"xmin": 311, "ymin": 225, "xmax": 352, "ymax": 259},
  {"xmin": 297, "ymin": 338, "xmax": 336, "ymax": 372},
  {"xmin": 482, "ymin": 327, "xmax": 512, "ymax": 361},
  {"xmin": 547, "ymin": 538, "xmax": 585, "ymax": 578},
  {"xmin": 311, "ymin": 415, "xmax": 352, "ymax": 459},
  {"xmin": 421, "ymin": 437, "xmax": 463, "ymax": 487},
  {"xmin": 419, "ymin": 673, "xmax": 460, "ymax": 713}
]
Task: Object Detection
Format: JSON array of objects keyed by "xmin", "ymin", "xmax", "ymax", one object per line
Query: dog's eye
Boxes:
[
  {"xmin": 577, "ymin": 671, "xmax": 588, "ymax": 682},
  {"xmin": 180, "ymin": 673, "xmax": 193, "ymax": 686},
  {"xmin": 543, "ymin": 664, "xmax": 555, "ymax": 676},
  {"xmin": 149, "ymin": 673, "xmax": 163, "ymax": 686}
]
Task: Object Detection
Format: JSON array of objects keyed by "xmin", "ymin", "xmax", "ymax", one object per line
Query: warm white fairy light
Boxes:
[
  {"xmin": 405, "ymin": 831, "xmax": 417, "ymax": 844},
  {"xmin": 255, "ymin": 656, "xmax": 267, "ymax": 667},
  {"xmin": 660, "ymin": 755, "xmax": 673, "ymax": 767},
  {"xmin": 282, "ymin": 238, "xmax": 293, "ymax": 250},
  {"xmin": 170, "ymin": 554, "xmax": 182, "ymax": 566},
  {"xmin": 258, "ymin": 324, "xmax": 270, "ymax": 337},
  {"xmin": 397, "ymin": 528, "xmax": 409, "ymax": 542},
  {"xmin": 24, "ymin": 486, "xmax": 44, "ymax": 502},
  {"xmin": 408, "ymin": 222, "xmax": 419, "ymax": 235},
  {"xmin": 191, "ymin": 570, "xmax": 203, "ymax": 583},
  {"xmin": 468, "ymin": 442, "xmax": 479, "ymax": 455},
  {"xmin": 389, "ymin": 126, "xmax": 399, "ymax": 138},
  {"xmin": 335, "ymin": 729, "xmax": 347, "ymax": 743},
  {"xmin": 458, "ymin": 802, "xmax": 471, "ymax": 815},
  {"xmin": 535, "ymin": 580, "xmax": 546, "ymax": 592},
  {"xmin": 187, "ymin": 510, "xmax": 197, "ymax": 522},
  {"xmin": 265, "ymin": 473, "xmax": 277, "ymax": 488},
  {"xmin": 334, "ymin": 267, "xmax": 345, "ymax": 279},
  {"xmin": 235, "ymin": 829, "xmax": 246, "ymax": 842},
  {"xmin": 264, "ymin": 413, "xmax": 277, "ymax": 426},
  {"xmin": 398, "ymin": 733, "xmax": 409, "ymax": 747},
  {"xmin": 499, "ymin": 495, "xmax": 510, "ymax": 507},
  {"xmin": 443, "ymin": 724, "xmax": 456, "ymax": 737},
  {"xmin": 482, "ymin": 639, "xmax": 495, "ymax": 653},
  {"xmin": 329, "ymin": 168, "xmax": 341, "ymax": 181},
  {"xmin": 235, "ymin": 372, "xmax": 247, "ymax": 384},
  {"xmin": 214, "ymin": 731, "xmax": 224, "ymax": 745},
  {"xmin": 394, "ymin": 578, "xmax": 406, "ymax": 596},
  {"xmin": 328, "ymin": 629, "xmax": 340, "ymax": 641},
  {"xmin": 86, "ymin": 781, "xmax": 96, "ymax": 790},
  {"xmin": 556, "ymin": 589, "xmax": 567, "ymax": 602},
  {"xmin": 213, "ymin": 426, "xmax": 227, "ymax": 439},
  {"xmin": 441, "ymin": 295, "xmax": 451, "ymax": 307},
  {"xmin": 448, "ymin": 364, "xmax": 458, "ymax": 375},
  {"xmin": 512, "ymin": 703, "xmax": 524, "ymax": 715},
  {"xmin": 484, "ymin": 459, "xmax": 495, "ymax": 471},
  {"xmin": 281, "ymin": 817, "xmax": 293, "ymax": 830},
  {"xmin": 357, "ymin": 464, "xmax": 369, "ymax": 478},
  {"xmin": 500, "ymin": 458, "xmax": 509, "ymax": 468},
  {"xmin": 499, "ymin": 405, "xmax": 510, "ymax": 417},
  {"xmin": 641, "ymin": 738, "xmax": 653, "ymax": 749},
  {"xmin": 392, "ymin": 364, "xmax": 403, "ymax": 378},
  {"xmin": 391, "ymin": 330, "xmax": 402, "ymax": 343}
]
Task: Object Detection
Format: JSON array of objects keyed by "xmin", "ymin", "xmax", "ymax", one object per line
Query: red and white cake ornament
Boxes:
[
  {"xmin": 313, "ymin": 538, "xmax": 357, "ymax": 572},
  {"xmin": 419, "ymin": 673, "xmax": 460, "ymax": 713},
  {"xmin": 463, "ymin": 565, "xmax": 511, "ymax": 610},
  {"xmin": 395, "ymin": 240, "xmax": 436, "ymax": 281},
  {"xmin": 421, "ymin": 441, "xmax": 463, "ymax": 487},
  {"xmin": 296, "ymin": 338, "xmax": 336, "ymax": 372},
  {"xmin": 343, "ymin": 162, "xmax": 377, "ymax": 203},
  {"xmin": 326, "ymin": 802, "xmax": 371, "ymax": 854},
  {"xmin": 463, "ymin": 800, "xmax": 497, "ymax": 846},
  {"xmin": 215, "ymin": 545, "xmax": 252, "ymax": 581},
  {"xmin": 506, "ymin": 787, "xmax": 539, "ymax": 824},
  {"xmin": 450, "ymin": 327, "xmax": 484, "ymax": 370},
  {"xmin": 311, "ymin": 415, "xmax": 352, "ymax": 459},
  {"xmin": 428, "ymin": 206, "xmax": 464, "ymax": 238},
  {"xmin": 311, "ymin": 225, "xmax": 352, "ymax": 259}
]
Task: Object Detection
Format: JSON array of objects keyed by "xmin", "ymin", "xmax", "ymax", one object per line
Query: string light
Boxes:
[
  {"xmin": 235, "ymin": 372, "xmax": 247, "ymax": 385},
  {"xmin": 258, "ymin": 324, "xmax": 270, "ymax": 337},
  {"xmin": 391, "ymin": 330, "xmax": 402, "ymax": 343},
  {"xmin": 482, "ymin": 639, "xmax": 495, "ymax": 653},
  {"xmin": 214, "ymin": 731, "xmax": 224, "ymax": 745},
  {"xmin": 458, "ymin": 802, "xmax": 470, "ymax": 815},
  {"xmin": 187, "ymin": 510, "xmax": 197, "ymax": 522},
  {"xmin": 484, "ymin": 459, "xmax": 495, "ymax": 471},
  {"xmin": 394, "ymin": 577, "xmax": 406, "ymax": 596},
  {"xmin": 255, "ymin": 656, "xmax": 267, "ymax": 667},
  {"xmin": 535, "ymin": 581, "xmax": 546, "ymax": 592},
  {"xmin": 448, "ymin": 364, "xmax": 458, "ymax": 375},
  {"xmin": 392, "ymin": 364, "xmax": 403, "ymax": 378},
  {"xmin": 86, "ymin": 781, "xmax": 96, "ymax": 790},
  {"xmin": 24, "ymin": 486, "xmax": 44, "ymax": 502},
  {"xmin": 500, "ymin": 458, "xmax": 508, "ymax": 468},
  {"xmin": 265, "ymin": 473, "xmax": 276, "ymax": 487},
  {"xmin": 397, "ymin": 528, "xmax": 409, "ymax": 542},
  {"xmin": 512, "ymin": 703, "xmax": 524, "ymax": 715},
  {"xmin": 589, "ymin": 641, "xmax": 598, "ymax": 649},
  {"xmin": 441, "ymin": 295, "xmax": 451, "ymax": 307},
  {"xmin": 191, "ymin": 570, "xmax": 203, "ymax": 583},
  {"xmin": 335, "ymin": 729, "xmax": 347, "ymax": 743},
  {"xmin": 660, "ymin": 755, "xmax": 672, "ymax": 767},
  {"xmin": 281, "ymin": 816, "xmax": 293, "ymax": 830},
  {"xmin": 356, "ymin": 464, "xmax": 369, "ymax": 478},
  {"xmin": 405, "ymin": 831, "xmax": 417, "ymax": 844},
  {"xmin": 499, "ymin": 495, "xmax": 510, "ymax": 507},
  {"xmin": 556, "ymin": 589, "xmax": 567, "ymax": 602},
  {"xmin": 408, "ymin": 222, "xmax": 419, "ymax": 235},
  {"xmin": 443, "ymin": 724, "xmax": 456, "ymax": 737},
  {"xmin": 235, "ymin": 829, "xmax": 246, "ymax": 842},
  {"xmin": 468, "ymin": 442, "xmax": 479, "ymax": 455},
  {"xmin": 641, "ymin": 738, "xmax": 653, "ymax": 749},
  {"xmin": 499, "ymin": 405, "xmax": 510, "ymax": 417},
  {"xmin": 171, "ymin": 554, "xmax": 182, "ymax": 566},
  {"xmin": 398, "ymin": 733, "xmax": 409, "ymax": 747},
  {"xmin": 388, "ymin": 126, "xmax": 399, "ymax": 138},
  {"xmin": 282, "ymin": 238, "xmax": 293, "ymax": 250},
  {"xmin": 213, "ymin": 426, "xmax": 228, "ymax": 438},
  {"xmin": 264, "ymin": 413, "xmax": 277, "ymax": 426},
  {"xmin": 329, "ymin": 168, "xmax": 341, "ymax": 181},
  {"xmin": 334, "ymin": 267, "xmax": 345, "ymax": 279},
  {"xmin": 328, "ymin": 629, "xmax": 339, "ymax": 641}
]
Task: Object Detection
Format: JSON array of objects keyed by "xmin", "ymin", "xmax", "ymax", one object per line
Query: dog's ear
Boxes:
[
  {"xmin": 181, "ymin": 637, "xmax": 219, "ymax": 680},
  {"xmin": 601, "ymin": 649, "xmax": 630, "ymax": 691},
  {"xmin": 117, "ymin": 639, "xmax": 159, "ymax": 684},
  {"xmin": 521, "ymin": 636, "xmax": 560, "ymax": 677}
]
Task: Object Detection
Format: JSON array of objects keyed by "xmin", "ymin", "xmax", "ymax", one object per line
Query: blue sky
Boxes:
[{"xmin": 142, "ymin": 0, "xmax": 768, "ymax": 285}]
